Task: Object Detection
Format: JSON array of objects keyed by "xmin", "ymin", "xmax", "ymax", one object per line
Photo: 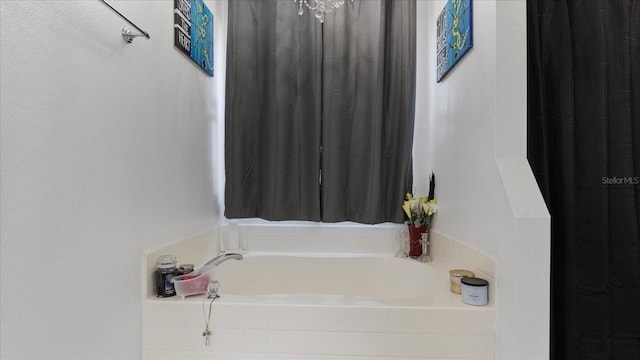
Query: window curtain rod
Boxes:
[{"xmin": 98, "ymin": 0, "xmax": 150, "ymax": 42}]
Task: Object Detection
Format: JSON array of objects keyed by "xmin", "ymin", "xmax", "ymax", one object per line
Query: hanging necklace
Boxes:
[{"xmin": 201, "ymin": 281, "xmax": 220, "ymax": 346}]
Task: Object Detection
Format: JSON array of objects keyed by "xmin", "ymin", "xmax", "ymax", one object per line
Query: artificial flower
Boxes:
[{"xmin": 403, "ymin": 192, "xmax": 437, "ymax": 226}]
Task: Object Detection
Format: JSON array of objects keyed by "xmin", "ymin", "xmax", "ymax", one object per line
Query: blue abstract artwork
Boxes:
[
  {"xmin": 174, "ymin": 0, "xmax": 214, "ymax": 77},
  {"xmin": 436, "ymin": 0, "xmax": 473, "ymax": 82}
]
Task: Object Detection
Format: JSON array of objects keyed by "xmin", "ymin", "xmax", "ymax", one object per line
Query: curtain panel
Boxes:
[
  {"xmin": 528, "ymin": 1, "xmax": 640, "ymax": 358},
  {"xmin": 225, "ymin": 0, "xmax": 323, "ymax": 221},
  {"xmin": 225, "ymin": 0, "xmax": 416, "ymax": 224}
]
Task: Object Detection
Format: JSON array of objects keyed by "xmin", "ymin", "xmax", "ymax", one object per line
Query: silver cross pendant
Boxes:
[{"xmin": 202, "ymin": 327, "xmax": 211, "ymax": 346}]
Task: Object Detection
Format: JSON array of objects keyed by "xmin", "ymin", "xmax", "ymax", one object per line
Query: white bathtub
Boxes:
[
  {"xmin": 143, "ymin": 227, "xmax": 496, "ymax": 359},
  {"xmin": 215, "ymin": 255, "xmax": 451, "ymax": 307}
]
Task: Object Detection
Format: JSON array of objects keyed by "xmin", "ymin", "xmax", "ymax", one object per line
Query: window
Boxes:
[{"xmin": 225, "ymin": 0, "xmax": 416, "ymax": 224}]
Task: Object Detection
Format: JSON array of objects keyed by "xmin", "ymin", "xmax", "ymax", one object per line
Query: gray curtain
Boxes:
[
  {"xmin": 225, "ymin": 0, "xmax": 416, "ymax": 224},
  {"xmin": 225, "ymin": 0, "xmax": 322, "ymax": 221},
  {"xmin": 321, "ymin": 0, "xmax": 416, "ymax": 223}
]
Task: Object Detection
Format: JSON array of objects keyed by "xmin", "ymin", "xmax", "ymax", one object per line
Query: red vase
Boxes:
[{"xmin": 408, "ymin": 224, "xmax": 427, "ymax": 257}]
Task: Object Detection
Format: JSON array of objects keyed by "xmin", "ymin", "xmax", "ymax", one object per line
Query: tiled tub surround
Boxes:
[{"xmin": 143, "ymin": 223, "xmax": 496, "ymax": 359}]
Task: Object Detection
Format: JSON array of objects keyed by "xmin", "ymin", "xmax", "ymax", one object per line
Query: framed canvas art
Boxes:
[
  {"xmin": 436, "ymin": 0, "xmax": 473, "ymax": 82},
  {"xmin": 174, "ymin": 0, "xmax": 214, "ymax": 77}
]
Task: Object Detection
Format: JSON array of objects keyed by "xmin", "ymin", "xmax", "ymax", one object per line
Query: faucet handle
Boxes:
[{"xmin": 207, "ymin": 280, "xmax": 220, "ymax": 299}]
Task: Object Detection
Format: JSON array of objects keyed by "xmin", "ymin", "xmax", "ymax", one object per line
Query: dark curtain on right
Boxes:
[{"xmin": 528, "ymin": 1, "xmax": 640, "ymax": 359}]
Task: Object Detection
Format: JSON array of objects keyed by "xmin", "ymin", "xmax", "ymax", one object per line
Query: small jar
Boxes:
[
  {"xmin": 461, "ymin": 276, "xmax": 489, "ymax": 306},
  {"xmin": 177, "ymin": 264, "xmax": 194, "ymax": 276},
  {"xmin": 155, "ymin": 255, "xmax": 177, "ymax": 298},
  {"xmin": 449, "ymin": 269, "xmax": 475, "ymax": 294}
]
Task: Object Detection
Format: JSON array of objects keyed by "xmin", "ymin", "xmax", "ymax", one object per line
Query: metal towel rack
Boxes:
[{"xmin": 99, "ymin": 0, "xmax": 150, "ymax": 44}]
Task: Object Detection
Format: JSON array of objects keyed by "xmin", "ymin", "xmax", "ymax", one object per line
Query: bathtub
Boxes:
[
  {"xmin": 215, "ymin": 254, "xmax": 451, "ymax": 307},
  {"xmin": 144, "ymin": 250, "xmax": 495, "ymax": 359}
]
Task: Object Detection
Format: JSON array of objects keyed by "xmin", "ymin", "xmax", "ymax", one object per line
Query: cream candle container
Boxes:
[
  {"xmin": 449, "ymin": 269, "xmax": 475, "ymax": 294},
  {"xmin": 461, "ymin": 276, "xmax": 489, "ymax": 305}
]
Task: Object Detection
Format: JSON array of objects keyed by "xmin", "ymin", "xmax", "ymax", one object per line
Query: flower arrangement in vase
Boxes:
[{"xmin": 402, "ymin": 173, "xmax": 438, "ymax": 258}]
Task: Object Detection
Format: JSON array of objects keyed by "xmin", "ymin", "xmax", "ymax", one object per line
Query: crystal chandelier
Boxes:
[{"xmin": 294, "ymin": 0, "xmax": 353, "ymax": 23}]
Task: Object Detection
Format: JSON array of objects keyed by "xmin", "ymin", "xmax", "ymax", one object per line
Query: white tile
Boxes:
[
  {"xmin": 244, "ymin": 354, "xmax": 269, "ymax": 360},
  {"xmin": 143, "ymin": 350, "xmax": 174, "ymax": 359},
  {"xmin": 361, "ymin": 333, "xmax": 392, "ymax": 356},
  {"xmin": 243, "ymin": 330, "xmax": 269, "ymax": 353},
  {"xmin": 144, "ymin": 301, "xmax": 203, "ymax": 328},
  {"xmin": 384, "ymin": 308, "xmax": 431, "ymax": 334},
  {"xmin": 210, "ymin": 329, "xmax": 244, "ymax": 353},
  {"xmin": 243, "ymin": 305, "xmax": 269, "ymax": 330},
  {"xmin": 433, "ymin": 308, "xmax": 495, "ymax": 335},
  {"xmin": 145, "ymin": 327, "xmax": 208, "ymax": 352},
  {"xmin": 425, "ymin": 335, "xmax": 464, "ymax": 358},
  {"xmin": 486, "ymin": 335, "xmax": 495, "ymax": 360},
  {"xmin": 341, "ymin": 308, "xmax": 389, "ymax": 333},
  {"xmin": 460, "ymin": 335, "xmax": 492, "ymax": 359},
  {"xmin": 269, "ymin": 305, "xmax": 293, "ymax": 330},
  {"xmin": 210, "ymin": 353, "xmax": 244, "ymax": 360},
  {"xmin": 213, "ymin": 304, "xmax": 245, "ymax": 330},
  {"xmin": 384, "ymin": 334, "xmax": 417, "ymax": 358},
  {"xmin": 338, "ymin": 332, "xmax": 366, "ymax": 356},
  {"xmin": 144, "ymin": 350, "xmax": 230, "ymax": 359},
  {"xmin": 314, "ymin": 332, "xmax": 342, "ymax": 355},
  {"xmin": 456, "ymin": 310, "xmax": 495, "ymax": 335},
  {"xmin": 315, "ymin": 307, "xmax": 343, "ymax": 332},
  {"xmin": 268, "ymin": 330, "xmax": 291, "ymax": 353},
  {"xmin": 290, "ymin": 331, "xmax": 317, "ymax": 354},
  {"xmin": 289, "ymin": 306, "xmax": 316, "ymax": 330},
  {"xmin": 265, "ymin": 354, "xmax": 292, "ymax": 360},
  {"xmin": 432, "ymin": 309, "xmax": 464, "ymax": 334}
]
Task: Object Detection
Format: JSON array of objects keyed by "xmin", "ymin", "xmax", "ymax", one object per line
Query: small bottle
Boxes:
[{"xmin": 155, "ymin": 255, "xmax": 177, "ymax": 298}]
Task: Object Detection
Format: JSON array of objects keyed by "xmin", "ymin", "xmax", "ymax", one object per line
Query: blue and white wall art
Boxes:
[
  {"xmin": 436, "ymin": 0, "xmax": 473, "ymax": 82},
  {"xmin": 174, "ymin": 0, "xmax": 214, "ymax": 77}
]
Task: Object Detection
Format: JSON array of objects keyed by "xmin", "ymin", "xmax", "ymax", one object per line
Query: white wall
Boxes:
[
  {"xmin": 415, "ymin": 0, "xmax": 550, "ymax": 359},
  {"xmin": 0, "ymin": 1, "xmax": 227, "ymax": 358},
  {"xmin": 416, "ymin": 0, "xmax": 503, "ymax": 254}
]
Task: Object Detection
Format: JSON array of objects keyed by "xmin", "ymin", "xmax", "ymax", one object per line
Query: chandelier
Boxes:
[{"xmin": 294, "ymin": 0, "xmax": 353, "ymax": 23}]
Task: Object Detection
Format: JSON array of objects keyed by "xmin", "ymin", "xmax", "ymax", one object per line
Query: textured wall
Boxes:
[{"xmin": 0, "ymin": 1, "xmax": 227, "ymax": 358}]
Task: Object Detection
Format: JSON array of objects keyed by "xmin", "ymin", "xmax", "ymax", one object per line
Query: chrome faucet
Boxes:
[{"xmin": 202, "ymin": 252, "xmax": 243, "ymax": 268}]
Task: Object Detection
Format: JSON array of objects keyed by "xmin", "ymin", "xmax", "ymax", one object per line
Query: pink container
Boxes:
[{"xmin": 171, "ymin": 266, "xmax": 214, "ymax": 299}]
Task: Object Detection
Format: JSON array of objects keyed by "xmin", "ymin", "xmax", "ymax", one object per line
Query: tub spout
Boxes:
[{"xmin": 202, "ymin": 252, "xmax": 243, "ymax": 268}]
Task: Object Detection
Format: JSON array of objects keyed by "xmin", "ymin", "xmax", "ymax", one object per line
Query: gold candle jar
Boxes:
[{"xmin": 449, "ymin": 269, "xmax": 475, "ymax": 294}]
